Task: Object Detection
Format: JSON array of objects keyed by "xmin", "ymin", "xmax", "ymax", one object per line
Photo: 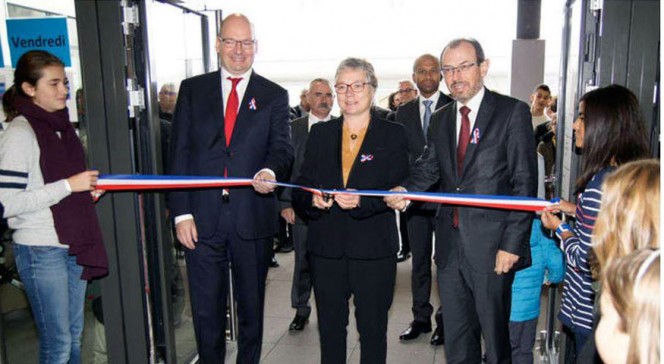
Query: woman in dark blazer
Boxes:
[{"xmin": 292, "ymin": 58, "xmax": 409, "ymax": 364}]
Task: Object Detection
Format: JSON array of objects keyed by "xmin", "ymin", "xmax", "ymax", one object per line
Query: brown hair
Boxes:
[
  {"xmin": 2, "ymin": 50, "xmax": 65, "ymax": 122},
  {"xmin": 602, "ymin": 249, "xmax": 660, "ymax": 364},
  {"xmin": 591, "ymin": 159, "xmax": 660, "ymax": 278}
]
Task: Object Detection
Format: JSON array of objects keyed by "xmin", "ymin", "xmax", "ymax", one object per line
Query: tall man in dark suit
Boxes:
[
  {"xmin": 386, "ymin": 38, "xmax": 537, "ymax": 364},
  {"xmin": 279, "ymin": 78, "xmax": 334, "ymax": 332},
  {"xmin": 395, "ymin": 54, "xmax": 453, "ymax": 346},
  {"xmin": 169, "ymin": 14, "xmax": 293, "ymax": 364}
]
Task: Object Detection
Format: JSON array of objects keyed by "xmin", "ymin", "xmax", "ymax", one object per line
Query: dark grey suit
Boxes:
[
  {"xmin": 394, "ymin": 92, "xmax": 453, "ymax": 325},
  {"xmin": 403, "ymin": 88, "xmax": 537, "ymax": 364}
]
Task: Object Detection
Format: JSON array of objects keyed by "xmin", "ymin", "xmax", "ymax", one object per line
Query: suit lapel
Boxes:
[
  {"xmin": 443, "ymin": 104, "xmax": 459, "ymax": 179},
  {"xmin": 461, "ymin": 89, "xmax": 495, "ymax": 177},
  {"xmin": 228, "ymin": 74, "xmax": 259, "ymax": 148},
  {"xmin": 208, "ymin": 72, "xmax": 225, "ymax": 148}
]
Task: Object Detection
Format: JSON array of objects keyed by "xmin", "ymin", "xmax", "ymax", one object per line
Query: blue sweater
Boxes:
[{"xmin": 510, "ymin": 218, "xmax": 564, "ymax": 322}]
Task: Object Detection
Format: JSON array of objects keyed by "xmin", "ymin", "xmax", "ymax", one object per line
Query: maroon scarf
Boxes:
[{"xmin": 15, "ymin": 96, "xmax": 108, "ymax": 279}]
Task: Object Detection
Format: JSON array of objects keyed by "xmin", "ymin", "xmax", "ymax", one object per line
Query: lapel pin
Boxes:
[
  {"xmin": 248, "ymin": 98, "xmax": 257, "ymax": 111},
  {"xmin": 360, "ymin": 154, "xmax": 374, "ymax": 163},
  {"xmin": 470, "ymin": 128, "xmax": 480, "ymax": 144}
]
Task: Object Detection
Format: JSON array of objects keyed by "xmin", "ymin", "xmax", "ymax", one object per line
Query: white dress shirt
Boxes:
[
  {"xmin": 455, "ymin": 87, "xmax": 486, "ymax": 145},
  {"xmin": 307, "ymin": 113, "xmax": 332, "ymax": 131}
]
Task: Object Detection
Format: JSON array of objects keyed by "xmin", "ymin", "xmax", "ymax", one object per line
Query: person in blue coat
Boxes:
[{"xmin": 509, "ymin": 218, "xmax": 564, "ymax": 364}]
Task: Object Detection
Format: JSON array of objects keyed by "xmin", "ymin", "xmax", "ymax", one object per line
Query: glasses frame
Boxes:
[
  {"xmin": 219, "ymin": 37, "xmax": 256, "ymax": 49},
  {"xmin": 441, "ymin": 62, "xmax": 478, "ymax": 77},
  {"xmin": 334, "ymin": 82, "xmax": 372, "ymax": 94}
]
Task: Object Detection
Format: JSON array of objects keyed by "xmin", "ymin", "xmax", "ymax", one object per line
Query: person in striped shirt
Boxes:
[{"xmin": 541, "ymin": 84, "xmax": 650, "ymax": 361}]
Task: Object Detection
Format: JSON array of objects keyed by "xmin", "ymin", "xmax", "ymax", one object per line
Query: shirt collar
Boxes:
[
  {"xmin": 457, "ymin": 86, "xmax": 485, "ymax": 114},
  {"xmin": 420, "ymin": 91, "xmax": 440, "ymax": 107},
  {"xmin": 220, "ymin": 67, "xmax": 253, "ymax": 83}
]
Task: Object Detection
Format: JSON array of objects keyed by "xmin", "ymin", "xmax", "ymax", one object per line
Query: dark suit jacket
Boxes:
[
  {"xmin": 169, "ymin": 70, "xmax": 293, "ymax": 240},
  {"xmin": 395, "ymin": 92, "xmax": 453, "ymax": 211},
  {"xmin": 404, "ymin": 88, "xmax": 537, "ymax": 272},
  {"xmin": 395, "ymin": 92, "xmax": 454, "ymax": 165},
  {"xmin": 292, "ymin": 115, "xmax": 410, "ymax": 259},
  {"xmin": 279, "ymin": 115, "xmax": 335, "ymax": 222}
]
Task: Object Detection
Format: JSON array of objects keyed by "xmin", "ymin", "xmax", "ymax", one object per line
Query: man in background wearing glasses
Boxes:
[
  {"xmin": 169, "ymin": 13, "xmax": 293, "ymax": 364},
  {"xmin": 386, "ymin": 38, "xmax": 537, "ymax": 364}
]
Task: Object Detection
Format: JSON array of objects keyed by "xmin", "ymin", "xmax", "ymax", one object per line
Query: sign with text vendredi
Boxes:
[{"xmin": 7, "ymin": 17, "xmax": 71, "ymax": 67}]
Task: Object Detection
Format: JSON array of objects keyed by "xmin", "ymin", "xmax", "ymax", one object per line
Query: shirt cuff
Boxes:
[
  {"xmin": 254, "ymin": 168, "xmax": 276, "ymax": 180},
  {"xmin": 174, "ymin": 214, "xmax": 194, "ymax": 224},
  {"xmin": 64, "ymin": 179, "xmax": 72, "ymax": 192}
]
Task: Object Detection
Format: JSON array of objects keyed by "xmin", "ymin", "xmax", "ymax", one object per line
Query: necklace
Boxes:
[{"xmin": 350, "ymin": 133, "xmax": 358, "ymax": 140}]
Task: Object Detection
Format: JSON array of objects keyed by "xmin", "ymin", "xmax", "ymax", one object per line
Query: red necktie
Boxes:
[
  {"xmin": 225, "ymin": 77, "xmax": 243, "ymax": 147},
  {"xmin": 223, "ymin": 77, "xmax": 242, "ymax": 196},
  {"xmin": 453, "ymin": 106, "xmax": 471, "ymax": 228}
]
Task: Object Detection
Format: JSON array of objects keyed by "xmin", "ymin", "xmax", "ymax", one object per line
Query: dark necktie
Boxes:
[
  {"xmin": 422, "ymin": 99, "xmax": 433, "ymax": 137},
  {"xmin": 454, "ymin": 105, "xmax": 471, "ymax": 228},
  {"xmin": 225, "ymin": 77, "xmax": 242, "ymax": 147}
]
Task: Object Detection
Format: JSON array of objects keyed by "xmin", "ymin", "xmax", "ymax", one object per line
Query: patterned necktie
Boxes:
[
  {"xmin": 453, "ymin": 105, "xmax": 471, "ymax": 228},
  {"xmin": 422, "ymin": 99, "xmax": 433, "ymax": 137},
  {"xmin": 225, "ymin": 77, "xmax": 243, "ymax": 147}
]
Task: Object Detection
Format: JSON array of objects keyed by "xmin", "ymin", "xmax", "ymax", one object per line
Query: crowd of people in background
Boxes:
[{"xmin": 0, "ymin": 11, "xmax": 659, "ymax": 364}]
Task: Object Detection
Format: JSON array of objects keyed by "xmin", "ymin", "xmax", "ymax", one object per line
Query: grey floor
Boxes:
[{"xmin": 2, "ymin": 249, "xmax": 561, "ymax": 363}]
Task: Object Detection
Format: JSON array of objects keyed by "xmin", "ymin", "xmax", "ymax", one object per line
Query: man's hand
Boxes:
[
  {"xmin": 495, "ymin": 249, "xmax": 519, "ymax": 274},
  {"xmin": 334, "ymin": 190, "xmax": 360, "ymax": 210},
  {"xmin": 312, "ymin": 194, "xmax": 334, "ymax": 210},
  {"xmin": 176, "ymin": 219, "xmax": 198, "ymax": 250},
  {"xmin": 384, "ymin": 186, "xmax": 407, "ymax": 210},
  {"xmin": 252, "ymin": 170, "xmax": 276, "ymax": 194},
  {"xmin": 281, "ymin": 207, "xmax": 296, "ymax": 224}
]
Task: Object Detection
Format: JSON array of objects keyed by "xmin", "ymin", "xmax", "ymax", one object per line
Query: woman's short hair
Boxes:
[
  {"xmin": 335, "ymin": 58, "xmax": 378, "ymax": 89},
  {"xmin": 576, "ymin": 84, "xmax": 650, "ymax": 191},
  {"xmin": 591, "ymin": 159, "xmax": 660, "ymax": 278},
  {"xmin": 603, "ymin": 249, "xmax": 660, "ymax": 364}
]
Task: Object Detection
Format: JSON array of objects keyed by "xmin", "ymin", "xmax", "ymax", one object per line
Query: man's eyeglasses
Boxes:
[
  {"xmin": 398, "ymin": 88, "xmax": 416, "ymax": 94},
  {"xmin": 441, "ymin": 62, "xmax": 478, "ymax": 76},
  {"xmin": 334, "ymin": 82, "xmax": 372, "ymax": 93},
  {"xmin": 220, "ymin": 38, "xmax": 256, "ymax": 49}
]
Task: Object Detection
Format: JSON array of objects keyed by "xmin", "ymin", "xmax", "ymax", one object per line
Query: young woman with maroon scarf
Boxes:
[{"xmin": 0, "ymin": 50, "xmax": 108, "ymax": 364}]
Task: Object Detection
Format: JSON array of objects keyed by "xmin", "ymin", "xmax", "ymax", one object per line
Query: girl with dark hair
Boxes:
[
  {"xmin": 0, "ymin": 50, "xmax": 108, "ymax": 364},
  {"xmin": 541, "ymin": 84, "xmax": 649, "ymax": 360}
]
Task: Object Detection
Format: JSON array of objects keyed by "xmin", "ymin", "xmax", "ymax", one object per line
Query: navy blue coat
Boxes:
[{"xmin": 168, "ymin": 70, "xmax": 293, "ymax": 240}]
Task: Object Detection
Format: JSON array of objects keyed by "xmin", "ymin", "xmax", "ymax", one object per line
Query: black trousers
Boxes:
[
  {"xmin": 436, "ymin": 235, "xmax": 514, "ymax": 364},
  {"xmin": 406, "ymin": 209, "xmax": 436, "ymax": 323},
  {"xmin": 184, "ymin": 211, "xmax": 271, "ymax": 364},
  {"xmin": 310, "ymin": 254, "xmax": 396, "ymax": 364}
]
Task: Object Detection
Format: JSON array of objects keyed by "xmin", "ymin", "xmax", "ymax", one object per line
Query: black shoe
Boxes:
[
  {"xmin": 277, "ymin": 244, "xmax": 294, "ymax": 253},
  {"xmin": 396, "ymin": 251, "xmax": 411, "ymax": 263},
  {"xmin": 288, "ymin": 314, "xmax": 308, "ymax": 331},
  {"xmin": 430, "ymin": 325, "xmax": 444, "ymax": 346},
  {"xmin": 399, "ymin": 321, "xmax": 432, "ymax": 341},
  {"xmin": 269, "ymin": 256, "xmax": 279, "ymax": 268}
]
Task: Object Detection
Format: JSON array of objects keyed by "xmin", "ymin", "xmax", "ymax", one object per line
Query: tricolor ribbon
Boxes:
[{"xmin": 97, "ymin": 175, "xmax": 552, "ymax": 212}]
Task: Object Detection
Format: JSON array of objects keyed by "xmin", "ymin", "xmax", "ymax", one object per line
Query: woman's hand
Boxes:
[
  {"xmin": 67, "ymin": 170, "xmax": 99, "ymax": 192},
  {"xmin": 541, "ymin": 211, "xmax": 562, "ymax": 231},
  {"xmin": 312, "ymin": 194, "xmax": 334, "ymax": 210},
  {"xmin": 545, "ymin": 198, "xmax": 576, "ymax": 217},
  {"xmin": 334, "ymin": 190, "xmax": 360, "ymax": 210}
]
